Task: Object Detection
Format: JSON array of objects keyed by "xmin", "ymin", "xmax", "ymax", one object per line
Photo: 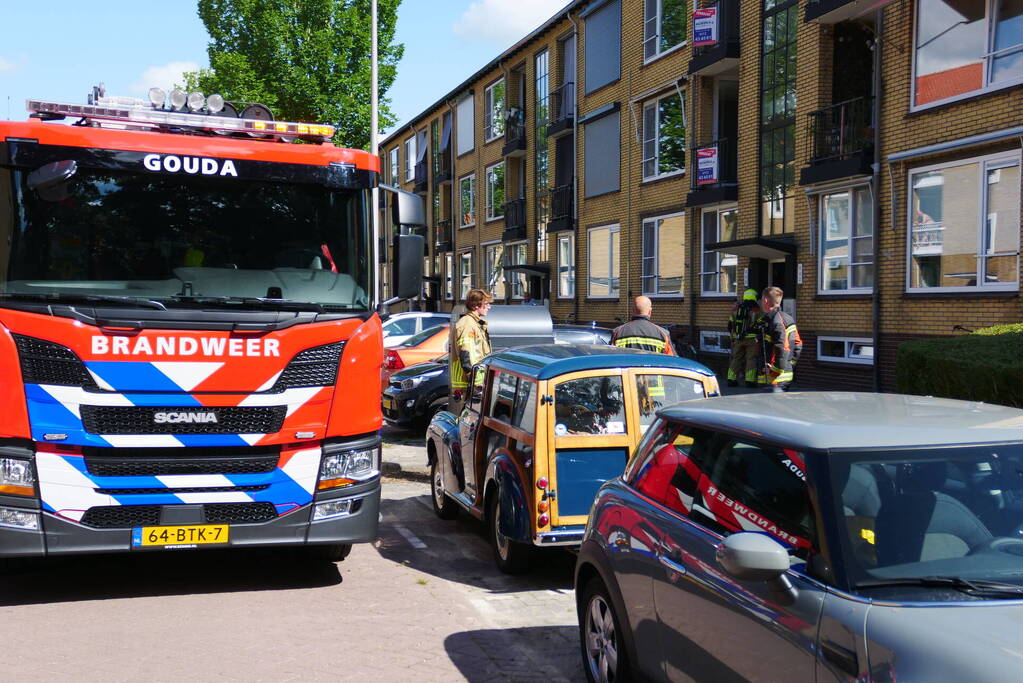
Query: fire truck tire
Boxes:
[
  {"xmin": 0, "ymin": 557, "xmax": 38, "ymax": 575},
  {"xmin": 488, "ymin": 490, "xmax": 530, "ymax": 574},
  {"xmin": 303, "ymin": 543, "xmax": 352, "ymax": 563},
  {"xmin": 431, "ymin": 460, "xmax": 459, "ymax": 520}
]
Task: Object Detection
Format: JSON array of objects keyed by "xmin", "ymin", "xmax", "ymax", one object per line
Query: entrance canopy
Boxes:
[{"xmin": 706, "ymin": 237, "xmax": 796, "ymax": 260}]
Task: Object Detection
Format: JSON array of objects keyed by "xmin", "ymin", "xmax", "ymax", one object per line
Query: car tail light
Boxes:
[
  {"xmin": 536, "ymin": 477, "xmax": 548, "ymax": 490},
  {"xmin": 538, "ymin": 514, "xmax": 550, "ymax": 527},
  {"xmin": 384, "ymin": 350, "xmax": 405, "ymax": 371},
  {"xmin": 538, "ymin": 501, "xmax": 549, "ymax": 513}
]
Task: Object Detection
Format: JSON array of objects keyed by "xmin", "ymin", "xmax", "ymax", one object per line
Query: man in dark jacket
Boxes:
[
  {"xmin": 727, "ymin": 288, "xmax": 761, "ymax": 387},
  {"xmin": 611, "ymin": 296, "xmax": 676, "ymax": 355},
  {"xmin": 757, "ymin": 286, "xmax": 802, "ymax": 393}
]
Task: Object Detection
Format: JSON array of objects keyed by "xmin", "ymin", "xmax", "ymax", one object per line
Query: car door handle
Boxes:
[{"xmin": 658, "ymin": 554, "xmax": 687, "ymax": 576}]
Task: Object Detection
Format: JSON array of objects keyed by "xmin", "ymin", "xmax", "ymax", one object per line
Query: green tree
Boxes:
[{"xmin": 184, "ymin": 0, "xmax": 403, "ymax": 149}]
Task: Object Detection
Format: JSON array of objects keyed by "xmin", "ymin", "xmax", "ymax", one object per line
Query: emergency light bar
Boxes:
[{"xmin": 25, "ymin": 98, "xmax": 336, "ymax": 142}]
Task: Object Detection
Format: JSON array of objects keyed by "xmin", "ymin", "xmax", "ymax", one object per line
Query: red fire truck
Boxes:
[{"xmin": 0, "ymin": 86, "xmax": 424, "ymax": 565}]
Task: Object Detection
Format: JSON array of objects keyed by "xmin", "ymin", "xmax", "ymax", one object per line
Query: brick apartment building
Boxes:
[{"xmin": 380, "ymin": 0, "xmax": 1023, "ymax": 391}]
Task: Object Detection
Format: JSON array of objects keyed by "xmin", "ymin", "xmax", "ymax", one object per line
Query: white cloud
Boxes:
[
  {"xmin": 0, "ymin": 57, "xmax": 16, "ymax": 74},
  {"xmin": 452, "ymin": 0, "xmax": 565, "ymax": 46},
  {"xmin": 131, "ymin": 61, "xmax": 200, "ymax": 93}
]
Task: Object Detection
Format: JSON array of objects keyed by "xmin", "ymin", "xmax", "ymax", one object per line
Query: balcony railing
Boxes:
[
  {"xmin": 432, "ymin": 148, "xmax": 452, "ymax": 185},
  {"xmin": 547, "ymin": 82, "xmax": 575, "ymax": 138},
  {"xmin": 434, "ymin": 218, "xmax": 453, "ymax": 251},
  {"xmin": 502, "ymin": 198, "xmax": 527, "ymax": 241},
  {"xmin": 549, "ymin": 184, "xmax": 574, "ymax": 232},
  {"xmin": 413, "ymin": 160, "xmax": 428, "ymax": 193},
  {"xmin": 502, "ymin": 108, "xmax": 527, "ymax": 157},
  {"xmin": 688, "ymin": 0, "xmax": 740, "ymax": 76},
  {"xmin": 686, "ymin": 138, "xmax": 737, "ymax": 206},
  {"xmin": 807, "ymin": 96, "xmax": 874, "ymax": 165}
]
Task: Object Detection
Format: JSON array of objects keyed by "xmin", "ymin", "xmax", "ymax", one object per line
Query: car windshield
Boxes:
[
  {"xmin": 1, "ymin": 167, "xmax": 369, "ymax": 311},
  {"xmin": 401, "ymin": 324, "xmax": 447, "ymax": 348},
  {"xmin": 833, "ymin": 445, "xmax": 1023, "ymax": 599}
]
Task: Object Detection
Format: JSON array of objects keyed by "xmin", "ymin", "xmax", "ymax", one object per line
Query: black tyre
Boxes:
[
  {"xmin": 579, "ymin": 578, "xmax": 631, "ymax": 683},
  {"xmin": 488, "ymin": 490, "xmax": 530, "ymax": 574},
  {"xmin": 303, "ymin": 543, "xmax": 352, "ymax": 563},
  {"xmin": 431, "ymin": 459, "xmax": 459, "ymax": 520}
]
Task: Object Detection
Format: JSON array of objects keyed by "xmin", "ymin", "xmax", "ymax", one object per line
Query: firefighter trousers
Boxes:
[{"xmin": 728, "ymin": 338, "xmax": 760, "ymax": 385}]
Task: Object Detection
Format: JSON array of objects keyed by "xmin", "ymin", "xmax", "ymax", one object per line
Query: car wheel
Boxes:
[
  {"xmin": 488, "ymin": 490, "xmax": 530, "ymax": 574},
  {"xmin": 580, "ymin": 578, "xmax": 631, "ymax": 683},
  {"xmin": 431, "ymin": 459, "xmax": 459, "ymax": 520},
  {"xmin": 302, "ymin": 543, "xmax": 352, "ymax": 563}
]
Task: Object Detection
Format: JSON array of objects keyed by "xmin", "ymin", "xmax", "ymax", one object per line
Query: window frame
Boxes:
[
  {"xmin": 641, "ymin": 211, "xmax": 686, "ymax": 297},
  {"xmin": 641, "ymin": 92, "xmax": 687, "ymax": 182},
  {"xmin": 700, "ymin": 206, "xmax": 739, "ymax": 297},
  {"xmin": 484, "ymin": 78, "xmax": 506, "ymax": 143},
  {"xmin": 644, "ymin": 0, "xmax": 688, "ymax": 64},
  {"xmin": 587, "ymin": 223, "xmax": 621, "ymax": 299},
  {"xmin": 459, "ymin": 173, "xmax": 477, "ymax": 228},
  {"xmin": 388, "ymin": 147, "xmax": 399, "ymax": 183},
  {"xmin": 817, "ymin": 336, "xmax": 874, "ymax": 365},
  {"xmin": 699, "ymin": 330, "xmax": 731, "ymax": 354},
  {"xmin": 816, "ymin": 185, "xmax": 874, "ymax": 295},
  {"xmin": 558, "ymin": 234, "xmax": 576, "ymax": 299},
  {"xmin": 445, "ymin": 252, "xmax": 454, "ymax": 300},
  {"xmin": 483, "ymin": 240, "xmax": 506, "ymax": 299},
  {"xmin": 911, "ymin": 0, "xmax": 1023, "ymax": 112},
  {"xmin": 485, "ymin": 162, "xmax": 506, "ymax": 222},
  {"xmin": 403, "ymin": 136, "xmax": 416, "ymax": 182},
  {"xmin": 758, "ymin": 0, "xmax": 798, "ymax": 237},
  {"xmin": 458, "ymin": 249, "xmax": 474, "ymax": 300},
  {"xmin": 905, "ymin": 150, "xmax": 1021, "ymax": 294}
]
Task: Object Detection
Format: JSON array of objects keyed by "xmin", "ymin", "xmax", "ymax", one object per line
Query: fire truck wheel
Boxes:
[
  {"xmin": 431, "ymin": 459, "xmax": 459, "ymax": 520},
  {"xmin": 303, "ymin": 544, "xmax": 352, "ymax": 563},
  {"xmin": 0, "ymin": 557, "xmax": 39, "ymax": 575},
  {"xmin": 488, "ymin": 490, "xmax": 530, "ymax": 574}
]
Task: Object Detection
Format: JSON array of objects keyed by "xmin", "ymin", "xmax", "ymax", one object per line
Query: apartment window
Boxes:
[
  {"xmin": 701, "ymin": 208, "xmax": 738, "ymax": 295},
  {"xmin": 486, "ymin": 162, "xmax": 506, "ymax": 221},
  {"xmin": 760, "ymin": 0, "xmax": 798, "ymax": 236},
  {"xmin": 403, "ymin": 136, "xmax": 416, "ymax": 182},
  {"xmin": 914, "ymin": 1, "xmax": 1023, "ymax": 108},
  {"xmin": 641, "ymin": 213, "xmax": 685, "ymax": 296},
  {"xmin": 588, "ymin": 224, "xmax": 621, "ymax": 298},
  {"xmin": 818, "ymin": 337, "xmax": 874, "ymax": 365},
  {"xmin": 644, "ymin": 0, "xmax": 687, "ymax": 61},
  {"xmin": 456, "ymin": 95, "xmax": 475, "ymax": 156},
  {"xmin": 558, "ymin": 234, "xmax": 576, "ymax": 298},
  {"xmin": 700, "ymin": 330, "xmax": 731, "ymax": 354},
  {"xmin": 459, "ymin": 250, "xmax": 474, "ymax": 300},
  {"xmin": 388, "ymin": 148, "xmax": 399, "ymax": 183},
  {"xmin": 432, "ymin": 186, "xmax": 442, "ymax": 224},
  {"xmin": 908, "ymin": 152, "xmax": 1020, "ymax": 292},
  {"xmin": 485, "ymin": 242, "xmax": 506, "ymax": 299},
  {"xmin": 584, "ymin": 0, "xmax": 622, "ymax": 94},
  {"xmin": 445, "ymin": 253, "xmax": 454, "ymax": 300},
  {"xmin": 431, "ymin": 118, "xmax": 442, "ymax": 175},
  {"xmin": 584, "ymin": 111, "xmax": 621, "ymax": 197},
  {"xmin": 484, "ymin": 79, "xmax": 506, "ymax": 142},
  {"xmin": 508, "ymin": 241, "xmax": 528, "ymax": 299},
  {"xmin": 820, "ymin": 187, "xmax": 873, "ymax": 293},
  {"xmin": 459, "ymin": 173, "xmax": 476, "ymax": 228},
  {"xmin": 535, "ymin": 49, "xmax": 551, "ymax": 245},
  {"xmin": 642, "ymin": 93, "xmax": 686, "ymax": 180}
]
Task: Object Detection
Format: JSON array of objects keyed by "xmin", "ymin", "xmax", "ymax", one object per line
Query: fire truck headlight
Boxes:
[
  {"xmin": 207, "ymin": 94, "xmax": 225, "ymax": 114},
  {"xmin": 0, "ymin": 458, "xmax": 35, "ymax": 497},
  {"xmin": 148, "ymin": 87, "xmax": 167, "ymax": 108},
  {"xmin": 318, "ymin": 448, "xmax": 379, "ymax": 490},
  {"xmin": 0, "ymin": 507, "xmax": 39, "ymax": 530},
  {"xmin": 169, "ymin": 89, "xmax": 187, "ymax": 110},
  {"xmin": 187, "ymin": 91, "xmax": 206, "ymax": 112}
]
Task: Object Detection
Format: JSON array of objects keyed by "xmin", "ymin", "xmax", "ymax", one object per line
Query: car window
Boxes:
[
  {"xmin": 553, "ymin": 375, "xmax": 626, "ymax": 436},
  {"xmin": 628, "ymin": 421, "xmax": 702, "ymax": 516},
  {"xmin": 512, "ymin": 380, "xmax": 537, "ymax": 433},
  {"xmin": 635, "ymin": 374, "xmax": 706, "ymax": 432},
  {"xmin": 467, "ymin": 364, "xmax": 487, "ymax": 413},
  {"xmin": 383, "ymin": 317, "xmax": 418, "ymax": 336},
  {"xmin": 401, "ymin": 324, "xmax": 447, "ymax": 348},
  {"xmin": 489, "ymin": 371, "xmax": 517, "ymax": 422}
]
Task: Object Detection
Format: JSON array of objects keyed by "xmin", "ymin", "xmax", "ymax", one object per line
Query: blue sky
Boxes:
[{"xmin": 0, "ymin": 0, "xmax": 564, "ymax": 139}]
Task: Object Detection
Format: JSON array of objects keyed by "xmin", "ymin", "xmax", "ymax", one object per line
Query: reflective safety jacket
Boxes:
[
  {"xmin": 758, "ymin": 308, "xmax": 802, "ymax": 386},
  {"xmin": 728, "ymin": 299, "xmax": 762, "ymax": 340},
  {"xmin": 450, "ymin": 311, "xmax": 492, "ymax": 391},
  {"xmin": 610, "ymin": 316, "xmax": 676, "ymax": 355}
]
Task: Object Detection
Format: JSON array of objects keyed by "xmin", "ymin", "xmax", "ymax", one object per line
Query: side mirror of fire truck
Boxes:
[
  {"xmin": 380, "ymin": 185, "xmax": 426, "ymax": 305},
  {"xmin": 27, "ymin": 160, "xmax": 78, "ymax": 202}
]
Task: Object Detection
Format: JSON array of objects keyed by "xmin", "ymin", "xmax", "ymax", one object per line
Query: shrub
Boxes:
[{"xmin": 896, "ymin": 324, "xmax": 1023, "ymax": 407}]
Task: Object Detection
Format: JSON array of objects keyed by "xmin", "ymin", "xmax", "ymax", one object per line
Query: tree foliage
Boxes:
[{"xmin": 184, "ymin": 0, "xmax": 403, "ymax": 149}]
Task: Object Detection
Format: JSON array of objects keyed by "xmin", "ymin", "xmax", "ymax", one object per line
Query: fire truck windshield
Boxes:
[{"xmin": 0, "ymin": 166, "xmax": 370, "ymax": 311}]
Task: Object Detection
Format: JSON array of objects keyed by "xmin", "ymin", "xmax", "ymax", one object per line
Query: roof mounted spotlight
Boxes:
[
  {"xmin": 206, "ymin": 94, "xmax": 225, "ymax": 114},
  {"xmin": 148, "ymin": 87, "xmax": 167, "ymax": 109},
  {"xmin": 169, "ymin": 89, "xmax": 187, "ymax": 111},
  {"xmin": 240, "ymin": 103, "xmax": 274, "ymax": 138},
  {"xmin": 87, "ymin": 83, "xmax": 106, "ymax": 105},
  {"xmin": 186, "ymin": 91, "xmax": 206, "ymax": 112}
]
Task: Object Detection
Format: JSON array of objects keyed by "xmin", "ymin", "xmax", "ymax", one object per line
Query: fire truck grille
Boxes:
[
  {"xmin": 13, "ymin": 334, "xmax": 98, "ymax": 388},
  {"xmin": 204, "ymin": 502, "xmax": 278, "ymax": 524},
  {"xmin": 80, "ymin": 505, "xmax": 162, "ymax": 529},
  {"xmin": 94, "ymin": 485, "xmax": 270, "ymax": 495},
  {"xmin": 80, "ymin": 406, "xmax": 286, "ymax": 435},
  {"xmin": 271, "ymin": 342, "xmax": 343, "ymax": 390},
  {"xmin": 83, "ymin": 446, "xmax": 280, "ymax": 477}
]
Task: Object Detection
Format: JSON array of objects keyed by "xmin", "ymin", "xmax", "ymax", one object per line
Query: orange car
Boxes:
[{"xmin": 382, "ymin": 323, "xmax": 449, "ymax": 387}]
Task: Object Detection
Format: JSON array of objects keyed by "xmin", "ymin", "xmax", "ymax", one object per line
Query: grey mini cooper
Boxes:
[{"xmin": 575, "ymin": 392, "xmax": 1023, "ymax": 683}]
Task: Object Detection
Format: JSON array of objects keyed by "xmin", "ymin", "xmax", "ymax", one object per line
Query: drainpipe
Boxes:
[
  {"xmin": 871, "ymin": 10, "xmax": 884, "ymax": 392},
  {"xmin": 688, "ymin": 77, "xmax": 698, "ymax": 350},
  {"xmin": 569, "ymin": 12, "xmax": 581, "ymax": 323}
]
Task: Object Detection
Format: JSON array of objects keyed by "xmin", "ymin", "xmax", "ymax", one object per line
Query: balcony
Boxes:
[
  {"xmin": 805, "ymin": 0, "xmax": 891, "ymax": 24},
  {"xmin": 547, "ymin": 82, "xmax": 575, "ymax": 139},
  {"xmin": 800, "ymin": 96, "xmax": 874, "ymax": 186},
  {"xmin": 549, "ymin": 184, "xmax": 574, "ymax": 232},
  {"xmin": 502, "ymin": 109, "xmax": 527, "ymax": 157},
  {"xmin": 686, "ymin": 138, "xmax": 737, "ymax": 207},
  {"xmin": 413, "ymin": 160, "xmax": 428, "ymax": 194},
  {"xmin": 502, "ymin": 198, "xmax": 527, "ymax": 242},
  {"xmin": 688, "ymin": 0, "xmax": 740, "ymax": 77},
  {"xmin": 434, "ymin": 218, "xmax": 453, "ymax": 252},
  {"xmin": 433, "ymin": 148, "xmax": 452, "ymax": 185}
]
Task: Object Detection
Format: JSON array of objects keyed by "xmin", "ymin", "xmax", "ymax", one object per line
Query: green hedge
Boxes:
[{"xmin": 896, "ymin": 323, "xmax": 1023, "ymax": 407}]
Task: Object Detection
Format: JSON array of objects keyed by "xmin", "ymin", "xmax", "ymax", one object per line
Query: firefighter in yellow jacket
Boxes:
[
  {"xmin": 756, "ymin": 286, "xmax": 802, "ymax": 393},
  {"xmin": 727, "ymin": 288, "xmax": 761, "ymax": 387},
  {"xmin": 449, "ymin": 288, "xmax": 493, "ymax": 414}
]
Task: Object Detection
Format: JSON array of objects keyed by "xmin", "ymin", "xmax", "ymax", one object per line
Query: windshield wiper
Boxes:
[
  {"xmin": 166, "ymin": 295, "xmax": 325, "ymax": 312},
  {"xmin": 856, "ymin": 576, "xmax": 1023, "ymax": 597},
  {"xmin": 0, "ymin": 292, "xmax": 167, "ymax": 310}
]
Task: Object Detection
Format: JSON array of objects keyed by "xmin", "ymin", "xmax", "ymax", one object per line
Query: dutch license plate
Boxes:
[
  {"xmin": 132, "ymin": 524, "xmax": 229, "ymax": 548},
  {"xmin": 382, "ymin": 396, "xmax": 394, "ymax": 410}
]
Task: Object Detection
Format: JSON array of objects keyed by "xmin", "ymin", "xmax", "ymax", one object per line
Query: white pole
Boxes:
[{"xmin": 371, "ymin": 0, "xmax": 381, "ymax": 309}]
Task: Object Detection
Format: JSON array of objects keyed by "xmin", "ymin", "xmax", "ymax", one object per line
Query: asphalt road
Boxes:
[{"xmin": 0, "ymin": 428, "xmax": 584, "ymax": 682}]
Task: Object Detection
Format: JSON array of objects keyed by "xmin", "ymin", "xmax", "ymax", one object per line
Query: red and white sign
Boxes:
[{"xmin": 692, "ymin": 8, "xmax": 718, "ymax": 47}]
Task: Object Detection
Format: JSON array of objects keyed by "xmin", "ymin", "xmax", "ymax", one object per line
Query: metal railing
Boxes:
[
  {"xmin": 504, "ymin": 109, "xmax": 526, "ymax": 149},
  {"xmin": 551, "ymin": 184, "xmax": 573, "ymax": 224},
  {"xmin": 549, "ymin": 82, "xmax": 575, "ymax": 129},
  {"xmin": 503, "ymin": 198, "xmax": 526, "ymax": 232},
  {"xmin": 413, "ymin": 160, "xmax": 428, "ymax": 190},
  {"xmin": 689, "ymin": 137, "xmax": 737, "ymax": 190},
  {"xmin": 806, "ymin": 96, "xmax": 874, "ymax": 164},
  {"xmin": 434, "ymin": 218, "xmax": 452, "ymax": 249},
  {"xmin": 432, "ymin": 147, "xmax": 451, "ymax": 181}
]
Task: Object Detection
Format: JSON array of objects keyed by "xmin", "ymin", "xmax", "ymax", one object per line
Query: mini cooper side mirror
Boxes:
[{"xmin": 716, "ymin": 532, "xmax": 790, "ymax": 582}]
